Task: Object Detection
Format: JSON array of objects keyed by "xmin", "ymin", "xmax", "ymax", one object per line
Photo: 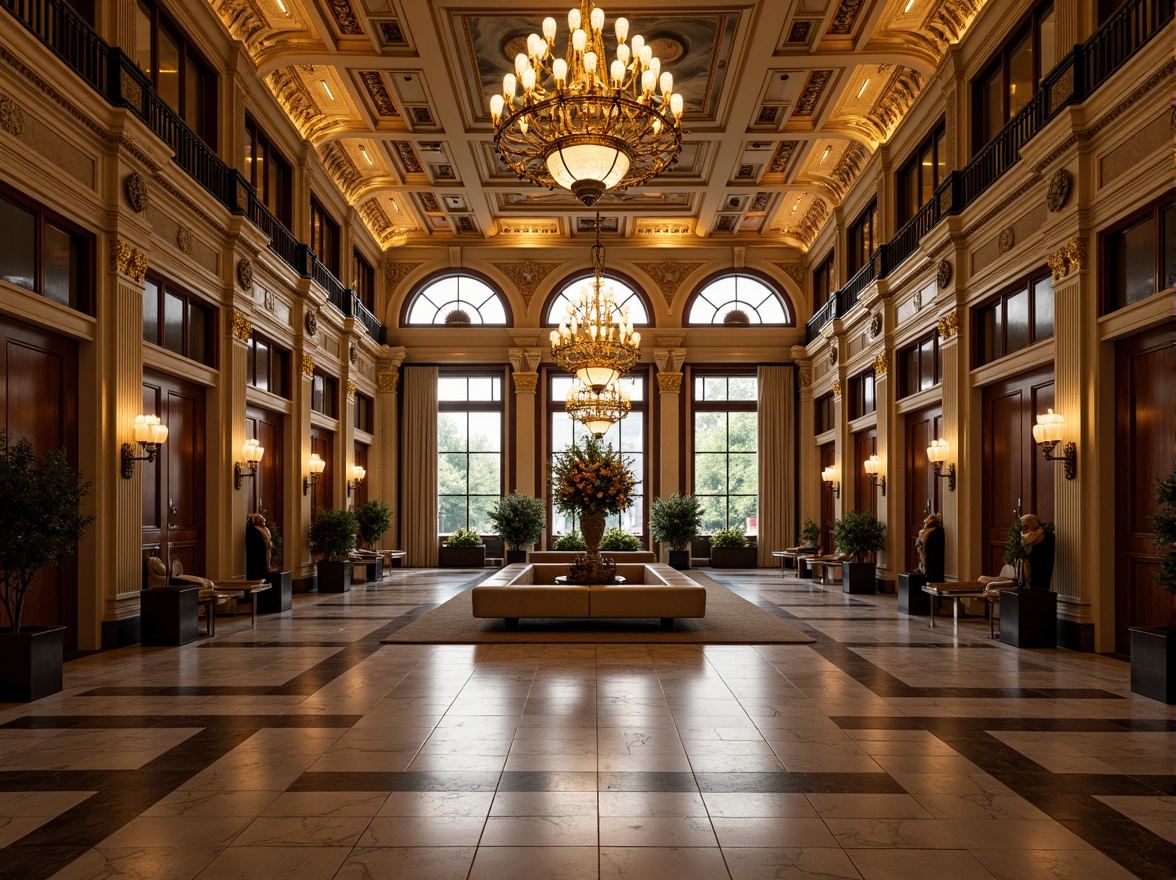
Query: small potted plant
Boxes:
[
  {"xmin": 551, "ymin": 531, "xmax": 586, "ymax": 551},
  {"xmin": 0, "ymin": 431, "xmax": 93, "ymax": 701},
  {"xmin": 488, "ymin": 492, "xmax": 546, "ymax": 564},
  {"xmin": 1131, "ymin": 467, "xmax": 1176, "ymax": 702},
  {"xmin": 650, "ymin": 493, "xmax": 703, "ymax": 569},
  {"xmin": 833, "ymin": 510, "xmax": 886, "ymax": 594},
  {"xmin": 308, "ymin": 507, "xmax": 359, "ymax": 593},
  {"xmin": 800, "ymin": 517, "xmax": 820, "ymax": 549},
  {"xmin": 599, "ymin": 526, "xmax": 643, "ymax": 552},
  {"xmin": 440, "ymin": 528, "xmax": 485, "ymax": 567},
  {"xmin": 709, "ymin": 526, "xmax": 757, "ymax": 568}
]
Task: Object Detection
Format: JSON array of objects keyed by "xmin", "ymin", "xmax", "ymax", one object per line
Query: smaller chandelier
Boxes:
[
  {"xmin": 566, "ymin": 378, "xmax": 631, "ymax": 438},
  {"xmin": 549, "ymin": 215, "xmax": 641, "ymax": 390},
  {"xmin": 489, "ymin": 2, "xmax": 684, "ymax": 205}
]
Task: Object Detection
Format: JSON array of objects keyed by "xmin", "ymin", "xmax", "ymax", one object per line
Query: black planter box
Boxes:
[
  {"xmin": 710, "ymin": 547, "xmax": 758, "ymax": 568},
  {"xmin": 0, "ymin": 626, "xmax": 64, "ymax": 702},
  {"xmin": 666, "ymin": 549, "xmax": 690, "ymax": 570},
  {"xmin": 352, "ymin": 558, "xmax": 383, "ymax": 583},
  {"xmin": 1130, "ymin": 627, "xmax": 1176, "ymax": 704},
  {"xmin": 842, "ymin": 561, "xmax": 876, "ymax": 594},
  {"xmin": 999, "ymin": 589, "xmax": 1056, "ymax": 648},
  {"xmin": 317, "ymin": 560, "xmax": 351, "ymax": 593},
  {"xmin": 898, "ymin": 572, "xmax": 930, "ymax": 614},
  {"xmin": 140, "ymin": 586, "xmax": 199, "ymax": 646},
  {"xmin": 505, "ymin": 550, "xmax": 529, "ymax": 565},
  {"xmin": 439, "ymin": 546, "xmax": 486, "ymax": 568},
  {"xmin": 259, "ymin": 570, "xmax": 292, "ymax": 613}
]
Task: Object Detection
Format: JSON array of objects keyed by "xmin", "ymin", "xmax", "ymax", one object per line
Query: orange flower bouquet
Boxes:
[{"xmin": 550, "ymin": 437, "xmax": 636, "ymax": 518}]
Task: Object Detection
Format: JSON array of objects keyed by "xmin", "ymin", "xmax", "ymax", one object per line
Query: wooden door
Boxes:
[
  {"xmin": 352, "ymin": 441, "xmax": 369, "ymax": 508},
  {"xmin": 0, "ymin": 318, "xmax": 79, "ymax": 649},
  {"xmin": 819, "ymin": 442, "xmax": 836, "ymax": 554},
  {"xmin": 904, "ymin": 407, "xmax": 942, "ymax": 571},
  {"xmin": 853, "ymin": 429, "xmax": 878, "ymax": 517},
  {"xmin": 1115, "ymin": 323, "xmax": 1176, "ymax": 653},
  {"xmin": 141, "ymin": 372, "xmax": 205, "ymax": 578},
  {"xmin": 310, "ymin": 426, "xmax": 333, "ymax": 519},
  {"xmin": 981, "ymin": 369, "xmax": 1054, "ymax": 576}
]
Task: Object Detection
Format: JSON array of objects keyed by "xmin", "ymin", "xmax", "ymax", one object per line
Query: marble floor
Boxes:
[{"xmin": 0, "ymin": 567, "xmax": 1172, "ymax": 880}]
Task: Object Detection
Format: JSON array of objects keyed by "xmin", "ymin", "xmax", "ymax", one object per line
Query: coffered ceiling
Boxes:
[{"xmin": 210, "ymin": 0, "xmax": 985, "ymax": 252}]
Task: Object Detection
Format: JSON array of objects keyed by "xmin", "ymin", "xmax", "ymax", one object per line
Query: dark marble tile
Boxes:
[
  {"xmin": 599, "ymin": 772, "xmax": 700, "ymax": 792},
  {"xmin": 695, "ymin": 772, "xmax": 800, "ymax": 793},
  {"xmin": 1060, "ymin": 819, "xmax": 1176, "ymax": 880},
  {"xmin": 789, "ymin": 772, "xmax": 905, "ymax": 794},
  {"xmin": 497, "ymin": 771, "xmax": 598, "ymax": 792}
]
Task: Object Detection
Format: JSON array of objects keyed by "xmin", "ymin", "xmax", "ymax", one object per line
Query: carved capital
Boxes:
[
  {"xmin": 230, "ymin": 309, "xmax": 252, "ymax": 342},
  {"xmin": 346, "ymin": 379, "xmax": 356, "ymax": 400},
  {"xmin": 110, "ymin": 238, "xmax": 147, "ymax": 282},
  {"xmin": 1047, "ymin": 237, "xmax": 1088, "ymax": 281},
  {"xmin": 512, "ymin": 371, "xmax": 539, "ymax": 393},
  {"xmin": 508, "ymin": 348, "xmax": 543, "ymax": 374},
  {"xmin": 657, "ymin": 372, "xmax": 683, "ymax": 394},
  {"xmin": 654, "ymin": 348, "xmax": 686, "ymax": 374},
  {"xmin": 937, "ymin": 310, "xmax": 961, "ymax": 340},
  {"xmin": 301, "ymin": 353, "xmax": 316, "ymax": 378},
  {"xmin": 873, "ymin": 353, "xmax": 889, "ymax": 377},
  {"xmin": 832, "ymin": 379, "xmax": 842, "ymax": 398},
  {"xmin": 790, "ymin": 345, "xmax": 812, "ymax": 389},
  {"xmin": 376, "ymin": 371, "xmax": 400, "ymax": 393}
]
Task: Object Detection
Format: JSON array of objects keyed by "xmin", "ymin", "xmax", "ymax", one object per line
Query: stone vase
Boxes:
[{"xmin": 580, "ymin": 512, "xmax": 606, "ymax": 560}]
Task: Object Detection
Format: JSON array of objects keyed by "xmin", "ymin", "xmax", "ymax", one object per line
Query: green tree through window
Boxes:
[
  {"xmin": 693, "ymin": 374, "xmax": 758, "ymax": 534},
  {"xmin": 438, "ymin": 373, "xmax": 503, "ymax": 533}
]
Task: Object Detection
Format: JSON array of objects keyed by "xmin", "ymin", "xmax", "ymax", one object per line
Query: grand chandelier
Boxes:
[
  {"xmin": 549, "ymin": 215, "xmax": 641, "ymax": 391},
  {"xmin": 566, "ymin": 378, "xmax": 631, "ymax": 438},
  {"xmin": 489, "ymin": 2, "xmax": 684, "ymax": 206}
]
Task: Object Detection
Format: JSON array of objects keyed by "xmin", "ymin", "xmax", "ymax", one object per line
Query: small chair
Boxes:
[
  {"xmin": 147, "ymin": 557, "xmax": 238, "ymax": 635},
  {"xmin": 979, "ymin": 564, "xmax": 1018, "ymax": 638}
]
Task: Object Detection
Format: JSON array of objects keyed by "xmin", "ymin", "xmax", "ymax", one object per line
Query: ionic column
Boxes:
[
  {"xmin": 217, "ymin": 308, "xmax": 252, "ymax": 579},
  {"xmin": 654, "ymin": 348, "xmax": 686, "ymax": 497},
  {"xmin": 509, "ymin": 348, "xmax": 543, "ymax": 496}
]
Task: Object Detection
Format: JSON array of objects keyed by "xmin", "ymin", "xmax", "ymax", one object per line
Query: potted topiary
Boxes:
[
  {"xmin": 488, "ymin": 492, "xmax": 546, "ymax": 564},
  {"xmin": 308, "ymin": 507, "xmax": 359, "ymax": 593},
  {"xmin": 999, "ymin": 514, "xmax": 1057, "ymax": 648},
  {"xmin": 439, "ymin": 528, "xmax": 485, "ymax": 567},
  {"xmin": 599, "ymin": 526, "xmax": 643, "ymax": 552},
  {"xmin": 1131, "ymin": 467, "xmax": 1176, "ymax": 702},
  {"xmin": 650, "ymin": 493, "xmax": 703, "ymax": 570},
  {"xmin": 709, "ymin": 526, "xmax": 757, "ymax": 568},
  {"xmin": 355, "ymin": 500, "xmax": 393, "ymax": 550},
  {"xmin": 551, "ymin": 531, "xmax": 586, "ymax": 551},
  {"xmin": 833, "ymin": 510, "xmax": 886, "ymax": 594},
  {"xmin": 800, "ymin": 517, "xmax": 820, "ymax": 550},
  {"xmin": 0, "ymin": 431, "xmax": 93, "ymax": 701}
]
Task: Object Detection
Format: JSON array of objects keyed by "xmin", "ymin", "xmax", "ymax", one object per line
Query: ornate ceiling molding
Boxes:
[
  {"xmin": 265, "ymin": 68, "xmax": 334, "ymax": 142},
  {"xmin": 828, "ymin": 142, "xmax": 870, "ymax": 200},
  {"xmin": 318, "ymin": 141, "xmax": 362, "ymax": 201},
  {"xmin": 491, "ymin": 261, "xmax": 561, "ymax": 309},
  {"xmin": 635, "ymin": 262, "xmax": 706, "ymax": 314},
  {"xmin": 869, "ymin": 67, "xmax": 924, "ymax": 140},
  {"xmin": 793, "ymin": 70, "xmax": 833, "ymax": 117}
]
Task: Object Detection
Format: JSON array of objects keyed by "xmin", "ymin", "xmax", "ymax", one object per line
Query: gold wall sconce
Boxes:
[
  {"xmin": 121, "ymin": 414, "xmax": 168, "ymax": 479},
  {"xmin": 234, "ymin": 438, "xmax": 265, "ymax": 490},
  {"xmin": 927, "ymin": 438, "xmax": 956, "ymax": 491},
  {"xmin": 1032, "ymin": 408, "xmax": 1077, "ymax": 480},
  {"xmin": 821, "ymin": 465, "xmax": 840, "ymax": 498},
  {"xmin": 303, "ymin": 452, "xmax": 326, "ymax": 496},
  {"xmin": 347, "ymin": 465, "xmax": 367, "ymax": 498},
  {"xmin": 864, "ymin": 454, "xmax": 887, "ymax": 496}
]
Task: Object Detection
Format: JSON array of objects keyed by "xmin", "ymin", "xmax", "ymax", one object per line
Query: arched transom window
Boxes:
[
  {"xmin": 406, "ymin": 273, "xmax": 508, "ymax": 325},
  {"xmin": 546, "ymin": 275, "xmax": 650, "ymax": 326},
  {"xmin": 687, "ymin": 273, "xmax": 793, "ymax": 325}
]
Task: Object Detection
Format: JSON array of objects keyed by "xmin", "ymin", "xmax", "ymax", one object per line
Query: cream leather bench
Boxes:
[{"xmin": 473, "ymin": 562, "xmax": 706, "ymax": 631}]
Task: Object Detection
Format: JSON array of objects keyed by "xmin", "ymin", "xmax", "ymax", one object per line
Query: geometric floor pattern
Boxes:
[{"xmin": 0, "ymin": 567, "xmax": 1172, "ymax": 880}]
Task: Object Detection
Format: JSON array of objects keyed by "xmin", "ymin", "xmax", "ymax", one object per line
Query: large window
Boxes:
[
  {"xmin": 1102, "ymin": 199, "xmax": 1176, "ymax": 314},
  {"xmin": 406, "ymin": 273, "xmax": 508, "ymax": 325},
  {"xmin": 848, "ymin": 368, "xmax": 876, "ymax": 420},
  {"xmin": 0, "ymin": 189, "xmax": 92, "ymax": 314},
  {"xmin": 311, "ymin": 369, "xmax": 338, "ymax": 418},
  {"xmin": 546, "ymin": 274, "xmax": 650, "ymax": 326},
  {"xmin": 143, "ymin": 274, "xmax": 215, "ymax": 366},
  {"xmin": 686, "ymin": 272, "xmax": 793, "ymax": 325},
  {"xmin": 246, "ymin": 334, "xmax": 290, "ymax": 398},
  {"xmin": 547, "ymin": 373, "xmax": 645, "ymax": 538},
  {"xmin": 309, "ymin": 198, "xmax": 340, "ymax": 277},
  {"xmin": 693, "ymin": 373, "xmax": 758, "ymax": 534},
  {"xmin": 244, "ymin": 117, "xmax": 291, "ymax": 227},
  {"xmin": 898, "ymin": 332, "xmax": 941, "ymax": 398},
  {"xmin": 975, "ymin": 271, "xmax": 1054, "ymax": 366},
  {"xmin": 897, "ymin": 123, "xmax": 946, "ymax": 225},
  {"xmin": 847, "ymin": 202, "xmax": 878, "ymax": 275},
  {"xmin": 972, "ymin": 2, "xmax": 1056, "ymax": 151},
  {"xmin": 813, "ymin": 251, "xmax": 835, "ymax": 310},
  {"xmin": 438, "ymin": 373, "xmax": 503, "ymax": 534},
  {"xmin": 132, "ymin": 0, "xmax": 216, "ymax": 144}
]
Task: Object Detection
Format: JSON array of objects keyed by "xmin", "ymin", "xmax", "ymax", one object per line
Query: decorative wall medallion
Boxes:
[
  {"xmin": 301, "ymin": 353, "xmax": 316, "ymax": 377},
  {"xmin": 264, "ymin": 290, "xmax": 275, "ymax": 312},
  {"xmin": 1046, "ymin": 168, "xmax": 1071, "ymax": 213},
  {"xmin": 492, "ymin": 260, "xmax": 560, "ymax": 309},
  {"xmin": 998, "ymin": 226, "xmax": 1015, "ymax": 254},
  {"xmin": 110, "ymin": 238, "xmax": 148, "ymax": 282},
  {"xmin": 828, "ymin": 347, "xmax": 838, "ymax": 366},
  {"xmin": 869, "ymin": 313, "xmax": 883, "ymax": 339},
  {"xmin": 1047, "ymin": 237, "xmax": 1088, "ymax": 281},
  {"xmin": 937, "ymin": 310, "xmax": 961, "ymax": 340},
  {"xmin": 873, "ymin": 353, "xmax": 889, "ymax": 377},
  {"xmin": 305, "ymin": 311, "xmax": 319, "ymax": 336},
  {"xmin": 913, "ymin": 289, "xmax": 922, "ymax": 309},
  {"xmin": 512, "ymin": 372, "xmax": 539, "ymax": 393},
  {"xmin": 349, "ymin": 344, "xmax": 359, "ymax": 365},
  {"xmin": 376, "ymin": 371, "xmax": 399, "ymax": 393},
  {"xmin": 634, "ymin": 261, "xmax": 705, "ymax": 313},
  {"xmin": 176, "ymin": 226, "xmax": 192, "ymax": 254},
  {"xmin": 124, "ymin": 172, "xmax": 149, "ymax": 213},
  {"xmin": 345, "ymin": 379, "xmax": 356, "ymax": 400},
  {"xmin": 237, "ymin": 258, "xmax": 254, "ymax": 289},
  {"xmin": 936, "ymin": 260, "xmax": 952, "ymax": 288},
  {"xmin": 230, "ymin": 309, "xmax": 252, "ymax": 342},
  {"xmin": 0, "ymin": 96, "xmax": 24, "ymax": 137},
  {"xmin": 832, "ymin": 379, "xmax": 842, "ymax": 398}
]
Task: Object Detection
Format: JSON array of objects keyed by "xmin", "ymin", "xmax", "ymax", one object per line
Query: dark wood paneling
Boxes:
[
  {"xmin": 246, "ymin": 408, "xmax": 284, "ymax": 523},
  {"xmin": 352, "ymin": 442, "xmax": 369, "ymax": 508},
  {"xmin": 310, "ymin": 427, "xmax": 333, "ymax": 519},
  {"xmin": 1115, "ymin": 323, "xmax": 1176, "ymax": 653},
  {"xmin": 904, "ymin": 407, "xmax": 942, "ymax": 571},
  {"xmin": 982, "ymin": 369, "xmax": 1053, "ymax": 576},
  {"xmin": 853, "ymin": 429, "xmax": 878, "ymax": 518},
  {"xmin": 819, "ymin": 442, "xmax": 836, "ymax": 554},
  {"xmin": 0, "ymin": 319, "xmax": 79, "ymax": 649}
]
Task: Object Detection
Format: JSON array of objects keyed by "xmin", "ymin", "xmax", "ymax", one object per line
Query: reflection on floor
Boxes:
[{"xmin": 0, "ymin": 567, "xmax": 1172, "ymax": 880}]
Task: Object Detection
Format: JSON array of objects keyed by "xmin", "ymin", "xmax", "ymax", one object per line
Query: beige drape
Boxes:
[
  {"xmin": 758, "ymin": 365, "xmax": 795, "ymax": 567},
  {"xmin": 401, "ymin": 366, "xmax": 439, "ymax": 567}
]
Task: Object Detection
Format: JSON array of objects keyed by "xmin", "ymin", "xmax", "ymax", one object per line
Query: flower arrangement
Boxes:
[{"xmin": 550, "ymin": 437, "xmax": 636, "ymax": 518}]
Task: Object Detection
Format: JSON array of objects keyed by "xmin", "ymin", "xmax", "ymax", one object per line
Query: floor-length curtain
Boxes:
[
  {"xmin": 402, "ymin": 366, "xmax": 439, "ymax": 567},
  {"xmin": 758, "ymin": 365, "xmax": 795, "ymax": 567}
]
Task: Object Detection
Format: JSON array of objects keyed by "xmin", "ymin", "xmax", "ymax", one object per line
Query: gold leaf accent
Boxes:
[
  {"xmin": 376, "ymin": 371, "xmax": 399, "ymax": 393},
  {"xmin": 230, "ymin": 309, "xmax": 252, "ymax": 342},
  {"xmin": 346, "ymin": 379, "xmax": 356, "ymax": 400},
  {"xmin": 634, "ymin": 262, "xmax": 705, "ymax": 314},
  {"xmin": 512, "ymin": 371, "xmax": 538, "ymax": 393},
  {"xmin": 111, "ymin": 238, "xmax": 147, "ymax": 282},
  {"xmin": 1047, "ymin": 237, "xmax": 1088, "ymax": 281},
  {"xmin": 937, "ymin": 311, "xmax": 961, "ymax": 340},
  {"xmin": 657, "ymin": 372, "xmax": 683, "ymax": 394},
  {"xmin": 492, "ymin": 261, "xmax": 561, "ymax": 309},
  {"xmin": 301, "ymin": 353, "xmax": 316, "ymax": 377},
  {"xmin": 873, "ymin": 354, "xmax": 888, "ymax": 377},
  {"xmin": 832, "ymin": 379, "xmax": 842, "ymax": 398}
]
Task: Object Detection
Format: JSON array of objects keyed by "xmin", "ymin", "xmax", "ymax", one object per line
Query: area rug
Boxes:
[{"xmin": 381, "ymin": 570, "xmax": 813, "ymax": 645}]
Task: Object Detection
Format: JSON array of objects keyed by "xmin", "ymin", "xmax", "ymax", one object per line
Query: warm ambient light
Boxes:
[
  {"xmin": 303, "ymin": 453, "xmax": 326, "ymax": 496},
  {"xmin": 821, "ymin": 465, "xmax": 840, "ymax": 498},
  {"xmin": 903, "ymin": 0, "xmax": 915, "ymax": 13},
  {"xmin": 489, "ymin": 1, "xmax": 683, "ymax": 205},
  {"xmin": 358, "ymin": 144, "xmax": 373, "ymax": 165},
  {"xmin": 820, "ymin": 145, "xmax": 832, "ymax": 165},
  {"xmin": 275, "ymin": 0, "xmax": 287, "ymax": 13},
  {"xmin": 347, "ymin": 464, "xmax": 367, "ymax": 498},
  {"xmin": 321, "ymin": 80, "xmax": 334, "ymax": 101},
  {"xmin": 856, "ymin": 79, "xmax": 870, "ymax": 99},
  {"xmin": 121, "ymin": 414, "xmax": 169, "ymax": 479},
  {"xmin": 926, "ymin": 438, "xmax": 956, "ymax": 491},
  {"xmin": 863, "ymin": 454, "xmax": 887, "ymax": 497},
  {"xmin": 566, "ymin": 379, "xmax": 631, "ymax": 438},
  {"xmin": 234, "ymin": 438, "xmax": 265, "ymax": 490},
  {"xmin": 1032, "ymin": 408, "xmax": 1077, "ymax": 479}
]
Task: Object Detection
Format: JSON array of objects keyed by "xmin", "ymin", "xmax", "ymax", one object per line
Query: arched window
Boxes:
[
  {"xmin": 405, "ymin": 273, "xmax": 509, "ymax": 325},
  {"xmin": 545, "ymin": 273, "xmax": 651, "ymax": 326},
  {"xmin": 686, "ymin": 273, "xmax": 794, "ymax": 326}
]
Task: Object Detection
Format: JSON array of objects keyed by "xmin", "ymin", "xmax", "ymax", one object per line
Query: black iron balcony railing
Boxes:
[
  {"xmin": 805, "ymin": 0, "xmax": 1165, "ymax": 342},
  {"xmin": 1, "ymin": 0, "xmax": 386, "ymax": 344}
]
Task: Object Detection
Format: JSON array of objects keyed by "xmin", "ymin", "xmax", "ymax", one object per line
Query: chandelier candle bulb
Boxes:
[
  {"xmin": 615, "ymin": 17, "xmax": 628, "ymax": 41},
  {"xmin": 590, "ymin": 6, "xmax": 605, "ymax": 30},
  {"xmin": 568, "ymin": 7, "xmax": 580, "ymax": 29}
]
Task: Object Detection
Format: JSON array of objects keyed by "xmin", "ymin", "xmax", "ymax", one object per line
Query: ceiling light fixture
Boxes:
[
  {"xmin": 549, "ymin": 213, "xmax": 640, "ymax": 392},
  {"xmin": 856, "ymin": 79, "xmax": 870, "ymax": 99},
  {"xmin": 565, "ymin": 378, "xmax": 631, "ymax": 438},
  {"xmin": 904, "ymin": 0, "xmax": 915, "ymax": 12},
  {"xmin": 275, "ymin": 0, "xmax": 287, "ymax": 13},
  {"xmin": 321, "ymin": 80, "xmax": 334, "ymax": 100},
  {"xmin": 820, "ymin": 145, "xmax": 832, "ymax": 165},
  {"xmin": 359, "ymin": 144, "xmax": 373, "ymax": 165},
  {"xmin": 489, "ymin": 2, "xmax": 684, "ymax": 206}
]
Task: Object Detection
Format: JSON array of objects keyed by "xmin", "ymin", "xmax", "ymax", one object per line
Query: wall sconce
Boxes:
[
  {"xmin": 927, "ymin": 438, "xmax": 956, "ymax": 491},
  {"xmin": 303, "ymin": 452, "xmax": 326, "ymax": 496},
  {"xmin": 1032, "ymin": 408, "xmax": 1077, "ymax": 480},
  {"xmin": 821, "ymin": 465, "xmax": 840, "ymax": 498},
  {"xmin": 347, "ymin": 464, "xmax": 367, "ymax": 498},
  {"xmin": 121, "ymin": 414, "xmax": 169, "ymax": 479},
  {"xmin": 234, "ymin": 438, "xmax": 265, "ymax": 490},
  {"xmin": 864, "ymin": 454, "xmax": 887, "ymax": 496}
]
